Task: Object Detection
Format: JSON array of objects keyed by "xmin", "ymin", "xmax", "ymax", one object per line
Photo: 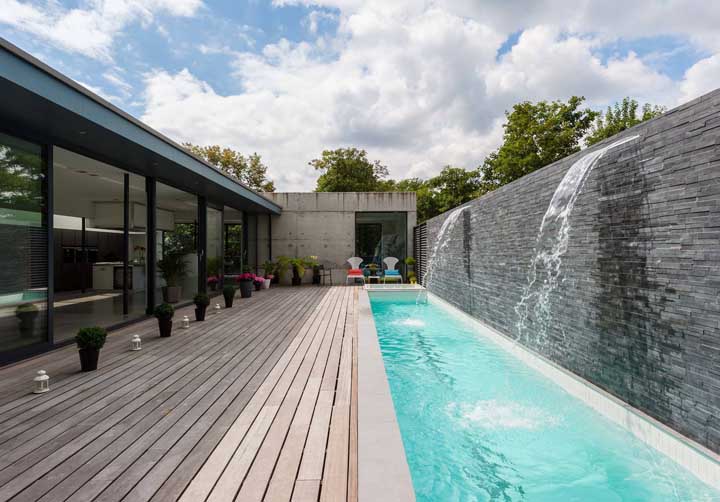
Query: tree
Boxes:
[
  {"xmin": 480, "ymin": 96, "xmax": 598, "ymax": 193},
  {"xmin": 311, "ymin": 148, "xmax": 389, "ymax": 192},
  {"xmin": 184, "ymin": 143, "xmax": 275, "ymax": 192},
  {"xmin": 585, "ymin": 98, "xmax": 665, "ymax": 146}
]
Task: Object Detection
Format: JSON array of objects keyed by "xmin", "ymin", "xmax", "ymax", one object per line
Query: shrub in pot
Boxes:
[
  {"xmin": 253, "ymin": 276, "xmax": 264, "ymax": 291},
  {"xmin": 15, "ymin": 303, "xmax": 39, "ymax": 337},
  {"xmin": 263, "ymin": 275, "xmax": 273, "ymax": 289},
  {"xmin": 405, "ymin": 256, "xmax": 416, "ymax": 283},
  {"xmin": 262, "ymin": 261, "xmax": 275, "ymax": 288},
  {"xmin": 223, "ymin": 285, "xmax": 237, "ymax": 307},
  {"xmin": 158, "ymin": 253, "xmax": 187, "ymax": 303},
  {"xmin": 75, "ymin": 326, "xmax": 107, "ymax": 372},
  {"xmin": 238, "ymin": 273, "xmax": 254, "ymax": 298},
  {"xmin": 194, "ymin": 292, "xmax": 210, "ymax": 321},
  {"xmin": 274, "ymin": 256, "xmax": 291, "ymax": 284},
  {"xmin": 154, "ymin": 303, "xmax": 175, "ymax": 337},
  {"xmin": 207, "ymin": 275, "xmax": 219, "ymax": 292},
  {"xmin": 290, "ymin": 256, "xmax": 318, "ymax": 286}
]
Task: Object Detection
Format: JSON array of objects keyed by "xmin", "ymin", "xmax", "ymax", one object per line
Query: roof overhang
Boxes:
[{"xmin": 0, "ymin": 38, "xmax": 281, "ymax": 215}]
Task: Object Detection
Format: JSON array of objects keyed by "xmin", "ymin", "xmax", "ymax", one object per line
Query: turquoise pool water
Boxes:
[{"xmin": 369, "ymin": 295, "xmax": 720, "ymax": 502}]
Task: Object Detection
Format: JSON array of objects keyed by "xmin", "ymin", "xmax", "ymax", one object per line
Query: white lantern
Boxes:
[
  {"xmin": 131, "ymin": 335, "xmax": 142, "ymax": 351},
  {"xmin": 33, "ymin": 370, "xmax": 49, "ymax": 394},
  {"xmin": 214, "ymin": 303, "xmax": 222, "ymax": 314}
]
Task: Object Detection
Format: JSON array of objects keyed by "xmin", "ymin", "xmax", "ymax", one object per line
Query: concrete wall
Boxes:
[
  {"xmin": 424, "ymin": 89, "xmax": 720, "ymax": 453},
  {"xmin": 253, "ymin": 192, "xmax": 417, "ymax": 284}
]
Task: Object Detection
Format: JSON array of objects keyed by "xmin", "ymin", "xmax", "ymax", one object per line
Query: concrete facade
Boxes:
[
  {"xmin": 423, "ymin": 89, "xmax": 720, "ymax": 454},
  {"xmin": 251, "ymin": 192, "xmax": 417, "ymax": 284}
]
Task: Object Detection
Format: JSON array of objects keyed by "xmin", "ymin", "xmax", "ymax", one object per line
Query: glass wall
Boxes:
[
  {"xmin": 355, "ymin": 212, "xmax": 407, "ymax": 274},
  {"xmin": 207, "ymin": 206, "xmax": 223, "ymax": 293},
  {"xmin": 0, "ymin": 133, "xmax": 48, "ymax": 352},
  {"xmin": 156, "ymin": 182, "xmax": 198, "ymax": 304},
  {"xmin": 224, "ymin": 207, "xmax": 244, "ymax": 281},
  {"xmin": 53, "ymin": 147, "xmax": 145, "ymax": 341}
]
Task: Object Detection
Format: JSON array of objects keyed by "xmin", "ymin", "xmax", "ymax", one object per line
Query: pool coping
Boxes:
[
  {"xmin": 357, "ymin": 288, "xmax": 416, "ymax": 502},
  {"xmin": 429, "ymin": 292, "xmax": 720, "ymax": 492}
]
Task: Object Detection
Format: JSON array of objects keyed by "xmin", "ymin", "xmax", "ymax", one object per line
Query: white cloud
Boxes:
[
  {"xmin": 0, "ymin": 0, "xmax": 203, "ymax": 60},
  {"xmin": 680, "ymin": 54, "xmax": 720, "ymax": 104}
]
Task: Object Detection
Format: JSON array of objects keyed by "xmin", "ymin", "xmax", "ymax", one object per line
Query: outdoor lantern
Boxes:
[
  {"xmin": 131, "ymin": 335, "xmax": 142, "ymax": 351},
  {"xmin": 33, "ymin": 370, "xmax": 49, "ymax": 394},
  {"xmin": 182, "ymin": 316, "xmax": 190, "ymax": 329},
  {"xmin": 214, "ymin": 303, "xmax": 222, "ymax": 314}
]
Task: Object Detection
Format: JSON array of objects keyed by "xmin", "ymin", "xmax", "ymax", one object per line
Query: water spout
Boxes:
[
  {"xmin": 423, "ymin": 205, "xmax": 468, "ymax": 289},
  {"xmin": 514, "ymin": 135, "xmax": 640, "ymax": 348}
]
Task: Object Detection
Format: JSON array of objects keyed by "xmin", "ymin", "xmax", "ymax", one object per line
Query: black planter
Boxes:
[
  {"xmin": 291, "ymin": 275, "xmax": 302, "ymax": 286},
  {"xmin": 17, "ymin": 313, "xmax": 37, "ymax": 337},
  {"xmin": 271, "ymin": 275, "xmax": 280, "ymax": 284},
  {"xmin": 158, "ymin": 317, "xmax": 173, "ymax": 337},
  {"xmin": 254, "ymin": 282, "xmax": 262, "ymax": 291},
  {"xmin": 195, "ymin": 306, "xmax": 207, "ymax": 321},
  {"xmin": 78, "ymin": 348, "xmax": 100, "ymax": 372},
  {"xmin": 224, "ymin": 293, "xmax": 235, "ymax": 308},
  {"xmin": 239, "ymin": 281, "xmax": 253, "ymax": 298}
]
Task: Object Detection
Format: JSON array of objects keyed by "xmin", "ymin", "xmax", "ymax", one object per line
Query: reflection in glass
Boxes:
[
  {"xmin": 0, "ymin": 133, "xmax": 48, "ymax": 352},
  {"xmin": 207, "ymin": 206, "xmax": 223, "ymax": 294},
  {"xmin": 355, "ymin": 212, "xmax": 407, "ymax": 274}
]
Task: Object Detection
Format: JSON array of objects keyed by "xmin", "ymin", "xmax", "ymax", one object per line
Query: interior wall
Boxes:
[{"xmin": 423, "ymin": 89, "xmax": 720, "ymax": 454}]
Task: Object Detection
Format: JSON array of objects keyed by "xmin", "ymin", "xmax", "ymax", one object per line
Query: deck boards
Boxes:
[{"xmin": 0, "ymin": 286, "xmax": 358, "ymax": 502}]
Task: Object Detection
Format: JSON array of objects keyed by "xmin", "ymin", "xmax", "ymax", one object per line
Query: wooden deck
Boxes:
[{"xmin": 0, "ymin": 286, "xmax": 358, "ymax": 502}]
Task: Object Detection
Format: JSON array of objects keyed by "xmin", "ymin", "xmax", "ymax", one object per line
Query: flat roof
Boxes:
[{"xmin": 0, "ymin": 37, "xmax": 281, "ymax": 215}]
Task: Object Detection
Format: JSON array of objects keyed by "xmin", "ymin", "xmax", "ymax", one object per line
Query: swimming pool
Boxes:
[{"xmin": 369, "ymin": 293, "xmax": 720, "ymax": 501}]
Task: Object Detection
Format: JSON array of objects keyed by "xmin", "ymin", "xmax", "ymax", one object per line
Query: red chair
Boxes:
[{"xmin": 346, "ymin": 257, "xmax": 365, "ymax": 285}]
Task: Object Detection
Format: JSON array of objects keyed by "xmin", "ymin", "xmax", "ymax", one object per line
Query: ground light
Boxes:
[{"xmin": 33, "ymin": 370, "xmax": 49, "ymax": 394}]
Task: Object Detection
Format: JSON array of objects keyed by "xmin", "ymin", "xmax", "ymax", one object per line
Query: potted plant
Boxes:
[
  {"xmin": 194, "ymin": 292, "xmax": 209, "ymax": 321},
  {"xmin": 274, "ymin": 256, "xmax": 291, "ymax": 284},
  {"xmin": 154, "ymin": 303, "xmax": 174, "ymax": 337},
  {"xmin": 75, "ymin": 326, "xmax": 107, "ymax": 372},
  {"xmin": 238, "ymin": 272, "xmax": 254, "ymax": 298},
  {"xmin": 157, "ymin": 252, "xmax": 187, "ymax": 303},
  {"xmin": 207, "ymin": 257, "xmax": 221, "ymax": 290},
  {"xmin": 405, "ymin": 256, "xmax": 416, "ymax": 283},
  {"xmin": 253, "ymin": 275, "xmax": 264, "ymax": 291},
  {"xmin": 223, "ymin": 284, "xmax": 237, "ymax": 307},
  {"xmin": 368, "ymin": 263, "xmax": 378, "ymax": 277},
  {"xmin": 207, "ymin": 275, "xmax": 219, "ymax": 291},
  {"xmin": 290, "ymin": 256, "xmax": 317, "ymax": 286},
  {"xmin": 15, "ymin": 303, "xmax": 39, "ymax": 337},
  {"xmin": 262, "ymin": 261, "xmax": 275, "ymax": 288}
]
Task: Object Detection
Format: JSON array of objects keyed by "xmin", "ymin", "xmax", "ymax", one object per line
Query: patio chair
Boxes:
[
  {"xmin": 346, "ymin": 257, "xmax": 365, "ymax": 285},
  {"xmin": 382, "ymin": 257, "xmax": 403, "ymax": 283}
]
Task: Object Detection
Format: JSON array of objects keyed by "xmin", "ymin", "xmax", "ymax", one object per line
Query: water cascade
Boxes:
[
  {"xmin": 514, "ymin": 135, "xmax": 640, "ymax": 349},
  {"xmin": 423, "ymin": 205, "xmax": 468, "ymax": 289}
]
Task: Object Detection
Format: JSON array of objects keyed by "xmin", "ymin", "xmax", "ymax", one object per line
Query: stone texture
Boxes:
[{"xmin": 424, "ymin": 89, "xmax": 720, "ymax": 454}]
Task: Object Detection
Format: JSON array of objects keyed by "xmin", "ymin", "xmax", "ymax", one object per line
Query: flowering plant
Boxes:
[
  {"xmin": 207, "ymin": 275, "xmax": 219, "ymax": 285},
  {"xmin": 238, "ymin": 272, "xmax": 254, "ymax": 281},
  {"xmin": 265, "ymin": 274, "xmax": 274, "ymax": 280},
  {"xmin": 253, "ymin": 276, "xmax": 264, "ymax": 286}
]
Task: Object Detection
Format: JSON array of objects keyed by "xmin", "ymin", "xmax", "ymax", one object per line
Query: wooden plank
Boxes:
[
  {"xmin": 291, "ymin": 480, "xmax": 320, "ymax": 502},
  {"xmin": 20, "ymin": 289, "xmax": 325, "ymax": 502},
  {"xmin": 237, "ymin": 287, "xmax": 349, "ymax": 502},
  {"xmin": 319, "ymin": 288, "xmax": 354, "ymax": 502},
  {"xmin": 202, "ymin": 288, "xmax": 344, "ymax": 502},
  {"xmin": 349, "ymin": 288, "xmax": 359, "ymax": 502},
  {"xmin": 0, "ymin": 290, "xmax": 306, "ymax": 501},
  {"xmin": 178, "ymin": 288, "xmax": 339, "ymax": 502}
]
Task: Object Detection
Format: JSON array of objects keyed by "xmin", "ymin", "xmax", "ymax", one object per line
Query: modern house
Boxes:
[{"xmin": 0, "ymin": 38, "xmax": 415, "ymax": 364}]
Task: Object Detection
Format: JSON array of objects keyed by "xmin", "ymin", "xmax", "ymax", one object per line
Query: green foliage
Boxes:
[
  {"xmin": 289, "ymin": 257, "xmax": 317, "ymax": 278},
  {"xmin": 163, "ymin": 223, "xmax": 196, "ymax": 256},
  {"xmin": 184, "ymin": 143, "xmax": 275, "ymax": 191},
  {"xmin": 15, "ymin": 303, "xmax": 39, "ymax": 316},
  {"xmin": 153, "ymin": 303, "xmax": 175, "ymax": 320},
  {"xmin": 193, "ymin": 293, "xmax": 210, "ymax": 307},
  {"xmin": 157, "ymin": 253, "xmax": 187, "ymax": 287},
  {"xmin": 223, "ymin": 285, "xmax": 236, "ymax": 296},
  {"xmin": 206, "ymin": 256, "xmax": 221, "ymax": 277},
  {"xmin": 262, "ymin": 260, "xmax": 275, "ymax": 275},
  {"xmin": 404, "ymin": 257, "xmax": 415, "ymax": 266},
  {"xmin": 312, "ymin": 148, "xmax": 389, "ymax": 192},
  {"xmin": 275, "ymin": 256, "xmax": 291, "ymax": 275},
  {"xmin": 586, "ymin": 98, "xmax": 665, "ymax": 146},
  {"xmin": 480, "ymin": 96, "xmax": 598, "ymax": 193},
  {"xmin": 75, "ymin": 326, "xmax": 107, "ymax": 350},
  {"xmin": 0, "ymin": 140, "xmax": 44, "ymax": 212}
]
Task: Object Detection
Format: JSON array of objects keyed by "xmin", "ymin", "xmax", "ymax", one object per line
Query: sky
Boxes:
[{"xmin": 1, "ymin": 1, "xmax": 720, "ymax": 191}]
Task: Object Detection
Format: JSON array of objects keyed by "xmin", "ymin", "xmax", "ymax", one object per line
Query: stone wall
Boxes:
[{"xmin": 424, "ymin": 89, "xmax": 720, "ymax": 453}]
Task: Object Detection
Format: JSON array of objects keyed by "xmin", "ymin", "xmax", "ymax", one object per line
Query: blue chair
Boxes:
[{"xmin": 382, "ymin": 257, "xmax": 403, "ymax": 283}]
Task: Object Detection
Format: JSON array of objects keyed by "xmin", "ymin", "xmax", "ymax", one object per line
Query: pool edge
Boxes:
[
  {"xmin": 428, "ymin": 292, "xmax": 720, "ymax": 492},
  {"xmin": 357, "ymin": 288, "xmax": 416, "ymax": 502}
]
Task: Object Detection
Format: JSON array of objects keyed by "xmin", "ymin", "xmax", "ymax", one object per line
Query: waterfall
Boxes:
[
  {"xmin": 423, "ymin": 205, "xmax": 467, "ymax": 289},
  {"xmin": 514, "ymin": 135, "xmax": 640, "ymax": 348}
]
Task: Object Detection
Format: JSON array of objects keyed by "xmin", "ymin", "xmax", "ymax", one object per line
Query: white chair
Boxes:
[
  {"xmin": 382, "ymin": 257, "xmax": 403, "ymax": 283},
  {"xmin": 346, "ymin": 257, "xmax": 365, "ymax": 285}
]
